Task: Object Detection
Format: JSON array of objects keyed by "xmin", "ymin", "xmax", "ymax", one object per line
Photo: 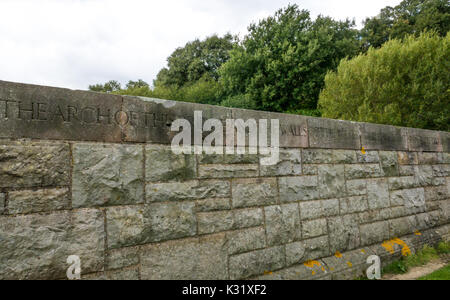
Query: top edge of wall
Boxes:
[{"xmin": 0, "ymin": 80, "xmax": 448, "ymax": 152}]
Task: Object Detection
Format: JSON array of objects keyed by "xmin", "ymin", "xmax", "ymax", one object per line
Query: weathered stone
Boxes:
[
  {"xmin": 279, "ymin": 176, "xmax": 319, "ymax": 202},
  {"xmin": 441, "ymin": 132, "xmax": 450, "ymax": 153},
  {"xmin": 346, "ymin": 179, "xmax": 367, "ymax": 196},
  {"xmin": 356, "ymin": 151, "xmax": 380, "ymax": 163},
  {"xmin": 303, "ymin": 236, "xmax": 330, "ymax": 261},
  {"xmin": 302, "ymin": 165, "xmax": 318, "ymax": 175},
  {"xmin": 407, "ymin": 128, "xmax": 443, "ymax": 152},
  {"xmin": 106, "ymin": 205, "xmax": 148, "ymax": 249},
  {"xmin": 432, "ymin": 177, "xmax": 446, "ymax": 186},
  {"xmin": 359, "ymin": 123, "xmax": 407, "ymax": 151},
  {"xmin": 307, "ymin": 118, "xmax": 360, "ymax": 150},
  {"xmin": 146, "ymin": 202, "xmax": 197, "ymax": 242},
  {"xmin": 260, "ymin": 149, "xmax": 301, "ymax": 176},
  {"xmin": 345, "ymin": 164, "xmax": 383, "ymax": 180},
  {"xmin": 390, "ymin": 188, "xmax": 425, "ymax": 209},
  {"xmin": 140, "ymin": 233, "xmax": 228, "ymax": 280},
  {"xmin": 417, "ymin": 152, "xmax": 443, "ymax": 165},
  {"xmin": 229, "ymin": 246, "xmax": 285, "ymax": 279},
  {"xmin": 0, "ymin": 193, "xmax": 5, "ymax": 215},
  {"xmin": 432, "ymin": 164, "xmax": 450, "ymax": 177},
  {"xmin": 226, "ymin": 227, "xmax": 266, "ymax": 255},
  {"xmin": 379, "ymin": 151, "xmax": 399, "ymax": 177},
  {"xmin": 328, "ymin": 215, "xmax": 360, "ymax": 253},
  {"xmin": 416, "ymin": 212, "xmax": 440, "ymax": 231},
  {"xmin": 359, "ymin": 209, "xmax": 391, "ymax": 224},
  {"xmin": 443, "ymin": 153, "xmax": 450, "ymax": 164},
  {"xmin": 197, "ymin": 211, "xmax": 234, "ymax": 235},
  {"xmin": 398, "ymin": 152, "xmax": 418, "ymax": 165},
  {"xmin": 196, "ymin": 198, "xmax": 231, "ymax": 212},
  {"xmin": 233, "ymin": 208, "xmax": 264, "ymax": 229},
  {"xmin": 0, "ymin": 80, "xmax": 123, "ymax": 142},
  {"xmin": 360, "ymin": 221, "xmax": 390, "ymax": 246},
  {"xmin": 265, "ymin": 204, "xmax": 301, "ymax": 246},
  {"xmin": 367, "ymin": 179, "xmax": 390, "ymax": 209},
  {"xmin": 232, "ymin": 109, "xmax": 308, "ymax": 148},
  {"xmin": 399, "ymin": 165, "xmax": 415, "ymax": 176},
  {"xmin": 199, "ymin": 152, "xmax": 259, "ymax": 165},
  {"xmin": 232, "ymin": 178, "xmax": 277, "ymax": 208},
  {"xmin": 424, "ymin": 186, "xmax": 448, "ymax": 201},
  {"xmin": 414, "ymin": 165, "xmax": 434, "ymax": 186},
  {"xmin": 105, "ymin": 267, "xmax": 140, "ymax": 280},
  {"xmin": 302, "ymin": 219, "xmax": 327, "ymax": 239},
  {"xmin": 199, "ymin": 164, "xmax": 258, "ymax": 179},
  {"xmin": 72, "ymin": 143, "xmax": 144, "ymax": 208},
  {"xmin": 389, "ymin": 216, "xmax": 418, "ymax": 237},
  {"xmin": 299, "ymin": 199, "xmax": 339, "ymax": 220},
  {"xmin": 340, "ymin": 196, "xmax": 369, "ymax": 214},
  {"xmin": 145, "ymin": 145, "xmax": 196, "ymax": 182},
  {"xmin": 302, "ymin": 149, "xmax": 356, "ymax": 164},
  {"xmin": 318, "ymin": 165, "xmax": 346, "ymax": 198},
  {"xmin": 285, "ymin": 241, "xmax": 306, "ymax": 266},
  {"xmin": 8, "ymin": 188, "xmax": 69, "ymax": 214},
  {"xmin": 388, "ymin": 176, "xmax": 417, "ymax": 190},
  {"xmin": 146, "ymin": 180, "xmax": 230, "ymax": 202},
  {"xmin": 0, "ymin": 209, "xmax": 104, "ymax": 280},
  {"xmin": 105, "ymin": 247, "xmax": 140, "ymax": 271},
  {"xmin": 122, "ymin": 95, "xmax": 232, "ymax": 144},
  {"xmin": 0, "ymin": 142, "xmax": 70, "ymax": 188}
]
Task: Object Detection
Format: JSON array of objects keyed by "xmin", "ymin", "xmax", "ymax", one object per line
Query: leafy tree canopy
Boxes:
[{"xmin": 319, "ymin": 32, "xmax": 450, "ymax": 131}]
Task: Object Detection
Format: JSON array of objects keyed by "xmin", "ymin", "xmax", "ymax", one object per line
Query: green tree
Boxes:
[
  {"xmin": 154, "ymin": 34, "xmax": 237, "ymax": 88},
  {"xmin": 219, "ymin": 4, "xmax": 360, "ymax": 113},
  {"xmin": 88, "ymin": 80, "xmax": 122, "ymax": 93},
  {"xmin": 319, "ymin": 32, "xmax": 449, "ymax": 131},
  {"xmin": 361, "ymin": 0, "xmax": 450, "ymax": 50}
]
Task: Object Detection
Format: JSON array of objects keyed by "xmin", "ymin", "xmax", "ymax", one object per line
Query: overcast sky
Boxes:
[{"xmin": 0, "ymin": 0, "xmax": 402, "ymax": 90}]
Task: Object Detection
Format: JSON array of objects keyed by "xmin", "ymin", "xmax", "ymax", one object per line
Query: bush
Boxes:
[{"xmin": 319, "ymin": 32, "xmax": 450, "ymax": 131}]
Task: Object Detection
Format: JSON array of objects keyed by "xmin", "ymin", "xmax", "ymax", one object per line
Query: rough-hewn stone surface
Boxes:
[{"xmin": 0, "ymin": 81, "xmax": 449, "ymax": 280}]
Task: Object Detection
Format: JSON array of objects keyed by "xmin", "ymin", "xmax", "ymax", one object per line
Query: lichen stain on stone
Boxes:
[
  {"xmin": 382, "ymin": 238, "xmax": 412, "ymax": 257},
  {"xmin": 334, "ymin": 251, "xmax": 343, "ymax": 258}
]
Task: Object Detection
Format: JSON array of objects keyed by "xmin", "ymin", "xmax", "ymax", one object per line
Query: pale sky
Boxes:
[{"xmin": 0, "ymin": 0, "xmax": 402, "ymax": 90}]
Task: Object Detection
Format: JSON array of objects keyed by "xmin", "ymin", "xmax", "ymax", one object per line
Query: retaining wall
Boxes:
[{"xmin": 0, "ymin": 80, "xmax": 449, "ymax": 280}]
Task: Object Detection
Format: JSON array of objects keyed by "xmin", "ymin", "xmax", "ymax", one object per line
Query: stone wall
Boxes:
[{"xmin": 0, "ymin": 80, "xmax": 449, "ymax": 280}]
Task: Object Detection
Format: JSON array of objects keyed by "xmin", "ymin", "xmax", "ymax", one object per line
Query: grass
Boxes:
[{"xmin": 418, "ymin": 264, "xmax": 450, "ymax": 280}]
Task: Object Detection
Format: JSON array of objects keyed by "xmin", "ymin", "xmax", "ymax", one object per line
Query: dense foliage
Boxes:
[
  {"xmin": 319, "ymin": 33, "xmax": 449, "ymax": 131},
  {"xmin": 89, "ymin": 0, "xmax": 450, "ymax": 130}
]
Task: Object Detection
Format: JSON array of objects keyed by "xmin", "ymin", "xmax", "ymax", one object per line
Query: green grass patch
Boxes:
[
  {"xmin": 382, "ymin": 242, "xmax": 449, "ymax": 275},
  {"xmin": 418, "ymin": 264, "xmax": 450, "ymax": 280}
]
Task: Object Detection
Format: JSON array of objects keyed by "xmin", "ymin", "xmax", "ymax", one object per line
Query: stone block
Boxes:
[
  {"xmin": 229, "ymin": 246, "xmax": 285, "ymax": 279},
  {"xmin": 264, "ymin": 204, "xmax": 301, "ymax": 246},
  {"xmin": 346, "ymin": 179, "xmax": 367, "ymax": 196},
  {"xmin": 302, "ymin": 219, "xmax": 327, "ymax": 239},
  {"xmin": 303, "ymin": 236, "xmax": 330, "ymax": 261},
  {"xmin": 226, "ymin": 227, "xmax": 266, "ymax": 255},
  {"xmin": 302, "ymin": 149, "xmax": 356, "ymax": 164},
  {"xmin": 366, "ymin": 179, "xmax": 390, "ymax": 209},
  {"xmin": 407, "ymin": 128, "xmax": 443, "ymax": 152},
  {"xmin": 359, "ymin": 123, "xmax": 407, "ymax": 151},
  {"xmin": 398, "ymin": 152, "xmax": 418, "ymax": 165},
  {"xmin": 8, "ymin": 188, "xmax": 69, "ymax": 214},
  {"xmin": 379, "ymin": 151, "xmax": 399, "ymax": 177},
  {"xmin": 145, "ymin": 145, "xmax": 196, "ymax": 182},
  {"xmin": 356, "ymin": 151, "xmax": 380, "ymax": 163},
  {"xmin": 199, "ymin": 164, "xmax": 258, "ymax": 179},
  {"xmin": 106, "ymin": 205, "xmax": 148, "ymax": 249},
  {"xmin": 72, "ymin": 143, "xmax": 144, "ymax": 208},
  {"xmin": 318, "ymin": 165, "xmax": 346, "ymax": 198},
  {"xmin": 146, "ymin": 180, "xmax": 230, "ymax": 202},
  {"xmin": 0, "ymin": 142, "xmax": 70, "ymax": 188},
  {"xmin": 328, "ymin": 215, "xmax": 360, "ymax": 253},
  {"xmin": 260, "ymin": 149, "xmax": 302, "ymax": 176},
  {"xmin": 0, "ymin": 193, "xmax": 4, "ymax": 215},
  {"xmin": 345, "ymin": 164, "xmax": 383, "ymax": 180},
  {"xmin": 360, "ymin": 221, "xmax": 390, "ymax": 246},
  {"xmin": 279, "ymin": 176, "xmax": 319, "ymax": 202},
  {"xmin": 195, "ymin": 198, "xmax": 231, "ymax": 212},
  {"xmin": 233, "ymin": 208, "xmax": 264, "ymax": 229},
  {"xmin": 307, "ymin": 118, "xmax": 360, "ymax": 150},
  {"xmin": 340, "ymin": 196, "xmax": 369, "ymax": 214},
  {"xmin": 232, "ymin": 178, "xmax": 277, "ymax": 208},
  {"xmin": 388, "ymin": 176, "xmax": 417, "ymax": 190},
  {"xmin": 105, "ymin": 247, "xmax": 140, "ymax": 271},
  {"xmin": 140, "ymin": 234, "xmax": 228, "ymax": 280},
  {"xmin": 285, "ymin": 241, "xmax": 306, "ymax": 266},
  {"xmin": 197, "ymin": 211, "xmax": 234, "ymax": 235}
]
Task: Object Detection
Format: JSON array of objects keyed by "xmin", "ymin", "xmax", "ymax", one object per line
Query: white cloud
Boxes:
[{"xmin": 0, "ymin": 0, "xmax": 402, "ymax": 90}]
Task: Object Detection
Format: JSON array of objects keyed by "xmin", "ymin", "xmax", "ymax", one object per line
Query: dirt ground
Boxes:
[{"xmin": 382, "ymin": 254, "xmax": 450, "ymax": 280}]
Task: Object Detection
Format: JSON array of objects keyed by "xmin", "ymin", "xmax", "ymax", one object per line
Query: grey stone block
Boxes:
[
  {"xmin": 106, "ymin": 205, "xmax": 148, "ymax": 249},
  {"xmin": 197, "ymin": 211, "xmax": 234, "ymax": 235},
  {"xmin": 145, "ymin": 145, "xmax": 196, "ymax": 182},
  {"xmin": 414, "ymin": 165, "xmax": 434, "ymax": 186},
  {"xmin": 232, "ymin": 178, "xmax": 277, "ymax": 208},
  {"xmin": 356, "ymin": 151, "xmax": 380, "ymax": 163},
  {"xmin": 105, "ymin": 247, "xmax": 140, "ymax": 271},
  {"xmin": 264, "ymin": 204, "xmax": 301, "ymax": 246},
  {"xmin": 285, "ymin": 241, "xmax": 306, "ymax": 266},
  {"xmin": 345, "ymin": 164, "xmax": 383, "ymax": 180},
  {"xmin": 299, "ymin": 199, "xmax": 339, "ymax": 220},
  {"xmin": 340, "ymin": 196, "xmax": 369, "ymax": 214},
  {"xmin": 226, "ymin": 227, "xmax": 266, "ymax": 255},
  {"xmin": 407, "ymin": 128, "xmax": 443, "ymax": 152},
  {"xmin": 0, "ymin": 142, "xmax": 70, "ymax": 188},
  {"xmin": 328, "ymin": 215, "xmax": 360, "ymax": 253},
  {"xmin": 8, "ymin": 188, "xmax": 70, "ymax": 215},
  {"xmin": 302, "ymin": 219, "xmax": 327, "ymax": 239},
  {"xmin": 140, "ymin": 233, "xmax": 228, "ymax": 280},
  {"xmin": 417, "ymin": 152, "xmax": 442, "ymax": 165},
  {"xmin": 389, "ymin": 216, "xmax": 418, "ymax": 237},
  {"xmin": 303, "ymin": 236, "xmax": 330, "ymax": 261},
  {"xmin": 424, "ymin": 186, "xmax": 448, "ymax": 201},
  {"xmin": 72, "ymin": 143, "xmax": 144, "ymax": 208},
  {"xmin": 346, "ymin": 179, "xmax": 367, "ymax": 196},
  {"xmin": 398, "ymin": 152, "xmax": 418, "ymax": 165},
  {"xmin": 388, "ymin": 176, "xmax": 417, "ymax": 190},
  {"xmin": 359, "ymin": 123, "xmax": 407, "ymax": 151},
  {"xmin": 260, "ymin": 149, "xmax": 302, "ymax": 176},
  {"xmin": 233, "ymin": 208, "xmax": 264, "ymax": 229},
  {"xmin": 0, "ymin": 80, "xmax": 122, "ymax": 142},
  {"xmin": 199, "ymin": 164, "xmax": 258, "ymax": 179},
  {"xmin": 229, "ymin": 246, "xmax": 285, "ymax": 279},
  {"xmin": 367, "ymin": 179, "xmax": 390, "ymax": 209},
  {"xmin": 195, "ymin": 198, "xmax": 231, "ymax": 212},
  {"xmin": 307, "ymin": 118, "xmax": 360, "ymax": 150},
  {"xmin": 302, "ymin": 149, "xmax": 356, "ymax": 164},
  {"xmin": 279, "ymin": 176, "xmax": 319, "ymax": 202},
  {"xmin": 318, "ymin": 165, "xmax": 346, "ymax": 198},
  {"xmin": 360, "ymin": 221, "xmax": 390, "ymax": 246},
  {"xmin": 0, "ymin": 193, "xmax": 4, "ymax": 215},
  {"xmin": 0, "ymin": 209, "xmax": 104, "ymax": 280},
  {"xmin": 146, "ymin": 180, "xmax": 230, "ymax": 202},
  {"xmin": 379, "ymin": 151, "xmax": 399, "ymax": 177}
]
